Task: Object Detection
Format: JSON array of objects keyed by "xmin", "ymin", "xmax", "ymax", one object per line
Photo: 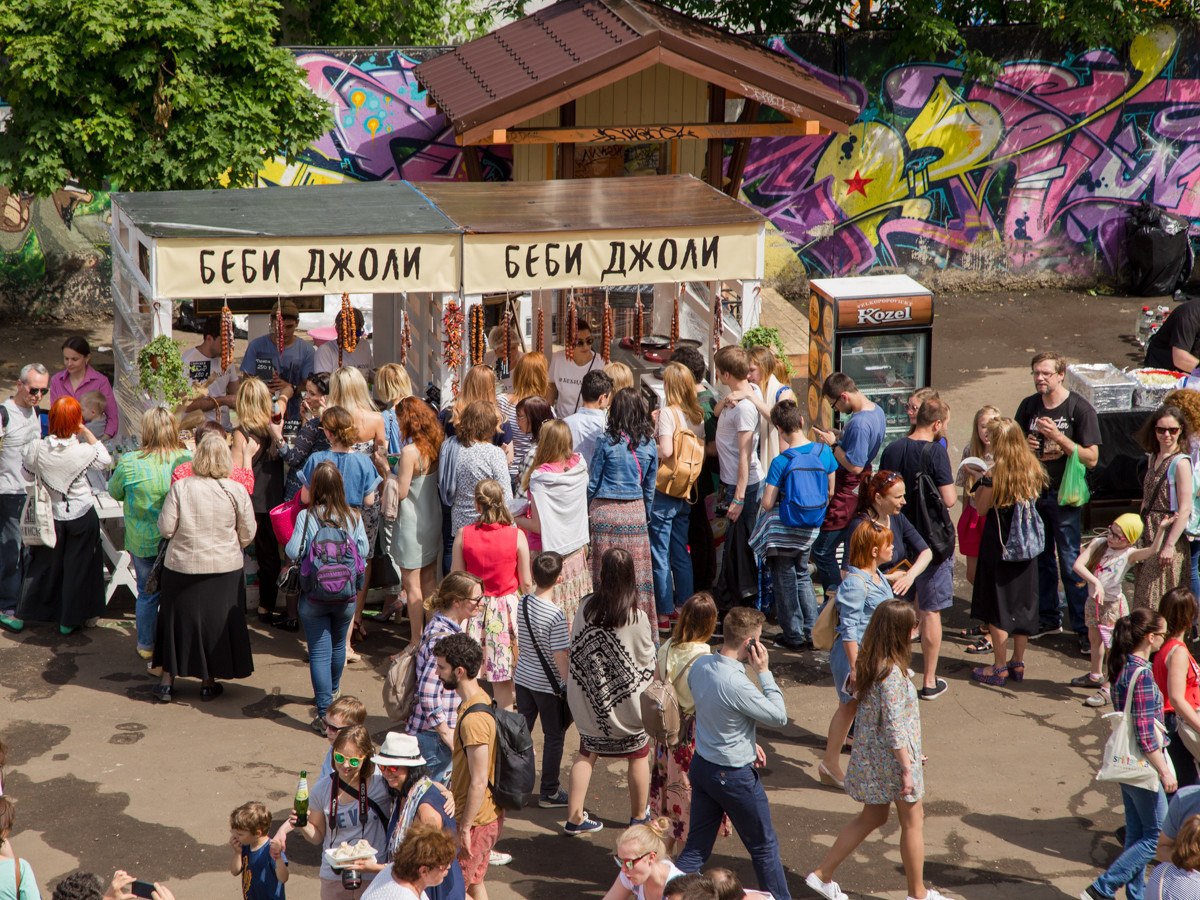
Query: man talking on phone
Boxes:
[{"xmin": 675, "ymin": 607, "xmax": 791, "ymax": 899}]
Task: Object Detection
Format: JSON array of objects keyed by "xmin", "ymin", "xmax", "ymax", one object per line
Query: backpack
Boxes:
[
  {"xmin": 298, "ymin": 514, "xmax": 365, "ymax": 602},
  {"xmin": 655, "ymin": 407, "xmax": 705, "ymax": 500},
  {"xmin": 460, "ymin": 701, "xmax": 537, "ymax": 810},
  {"xmin": 640, "ymin": 641, "xmax": 702, "ymax": 747},
  {"xmin": 778, "ymin": 444, "xmax": 831, "ymax": 528},
  {"xmin": 1166, "ymin": 455, "xmax": 1200, "ymax": 539},
  {"xmin": 910, "ymin": 442, "xmax": 956, "ymax": 564},
  {"xmin": 382, "ymin": 632, "xmax": 435, "ymax": 724}
]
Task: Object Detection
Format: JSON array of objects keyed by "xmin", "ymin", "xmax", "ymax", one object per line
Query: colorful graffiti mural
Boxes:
[{"xmin": 742, "ymin": 25, "xmax": 1200, "ymax": 278}]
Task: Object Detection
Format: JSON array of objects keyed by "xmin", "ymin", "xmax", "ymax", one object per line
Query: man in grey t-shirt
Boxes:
[{"xmin": 0, "ymin": 363, "xmax": 49, "ymax": 624}]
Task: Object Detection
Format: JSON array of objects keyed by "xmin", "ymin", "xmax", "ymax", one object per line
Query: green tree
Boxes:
[
  {"xmin": 0, "ymin": 0, "xmax": 332, "ymax": 197},
  {"xmin": 281, "ymin": 0, "xmax": 526, "ymax": 46}
]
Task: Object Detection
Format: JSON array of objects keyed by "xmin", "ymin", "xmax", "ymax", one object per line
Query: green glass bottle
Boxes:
[{"xmin": 294, "ymin": 770, "xmax": 309, "ymax": 827}]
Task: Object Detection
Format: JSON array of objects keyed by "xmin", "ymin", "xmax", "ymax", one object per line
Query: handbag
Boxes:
[
  {"xmin": 143, "ymin": 539, "xmax": 169, "ymax": 594},
  {"xmin": 812, "ymin": 595, "xmax": 839, "ymax": 651},
  {"xmin": 1058, "ymin": 447, "xmax": 1091, "ymax": 507},
  {"xmin": 19, "ymin": 440, "xmax": 56, "ymax": 549},
  {"xmin": 521, "ymin": 598, "xmax": 572, "ymax": 729},
  {"xmin": 381, "ymin": 473, "xmax": 401, "ymax": 522},
  {"xmin": 655, "ymin": 407, "xmax": 704, "ymax": 501},
  {"xmin": 269, "ymin": 493, "xmax": 306, "ymax": 545},
  {"xmin": 1096, "ymin": 667, "xmax": 1174, "ymax": 791},
  {"xmin": 1172, "ymin": 649, "xmax": 1200, "ymax": 762},
  {"xmin": 998, "ymin": 499, "xmax": 1044, "ymax": 562}
]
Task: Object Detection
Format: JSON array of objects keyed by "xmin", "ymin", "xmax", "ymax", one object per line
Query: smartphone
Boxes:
[
  {"xmin": 747, "ymin": 637, "xmax": 759, "ymax": 653},
  {"xmin": 130, "ymin": 882, "xmax": 156, "ymax": 899}
]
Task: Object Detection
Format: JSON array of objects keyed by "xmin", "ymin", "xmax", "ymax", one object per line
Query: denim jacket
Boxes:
[{"xmin": 587, "ymin": 432, "xmax": 658, "ymax": 517}]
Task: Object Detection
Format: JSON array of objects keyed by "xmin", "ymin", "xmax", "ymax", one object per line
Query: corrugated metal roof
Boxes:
[{"xmin": 414, "ymin": 0, "xmax": 859, "ymax": 142}]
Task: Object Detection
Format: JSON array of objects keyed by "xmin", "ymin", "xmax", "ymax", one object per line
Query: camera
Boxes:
[{"xmin": 340, "ymin": 868, "xmax": 363, "ymax": 890}]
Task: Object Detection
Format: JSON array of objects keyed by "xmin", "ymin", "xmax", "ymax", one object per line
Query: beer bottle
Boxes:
[{"xmin": 294, "ymin": 770, "xmax": 309, "ymax": 827}]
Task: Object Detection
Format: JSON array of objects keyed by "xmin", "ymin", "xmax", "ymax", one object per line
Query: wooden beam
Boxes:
[
  {"xmin": 705, "ymin": 84, "xmax": 725, "ymax": 189},
  {"xmin": 473, "ymin": 120, "xmax": 818, "ymax": 145},
  {"xmin": 557, "ymin": 100, "xmax": 576, "ymax": 180},
  {"xmin": 463, "ymin": 146, "xmax": 484, "ymax": 182},
  {"xmin": 726, "ymin": 99, "xmax": 761, "ymax": 198}
]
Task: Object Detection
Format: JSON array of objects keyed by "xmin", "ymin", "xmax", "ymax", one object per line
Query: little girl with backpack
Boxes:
[
  {"xmin": 285, "ymin": 461, "xmax": 369, "ymax": 734},
  {"xmin": 452, "ymin": 478, "xmax": 532, "ymax": 711}
]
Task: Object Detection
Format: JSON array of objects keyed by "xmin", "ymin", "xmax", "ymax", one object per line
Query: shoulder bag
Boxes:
[
  {"xmin": 655, "ymin": 407, "xmax": 705, "ymax": 502},
  {"xmin": 812, "ymin": 595, "xmax": 840, "ymax": 651},
  {"xmin": 997, "ymin": 498, "xmax": 1044, "ymax": 562},
  {"xmin": 521, "ymin": 599, "xmax": 572, "ymax": 729},
  {"xmin": 1096, "ymin": 667, "xmax": 1174, "ymax": 791},
  {"xmin": 19, "ymin": 440, "xmax": 56, "ymax": 549}
]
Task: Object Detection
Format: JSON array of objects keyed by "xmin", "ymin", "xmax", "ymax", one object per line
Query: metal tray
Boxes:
[{"xmin": 1064, "ymin": 364, "xmax": 1136, "ymax": 412}]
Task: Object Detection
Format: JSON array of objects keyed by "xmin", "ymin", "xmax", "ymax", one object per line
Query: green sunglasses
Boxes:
[{"xmin": 333, "ymin": 752, "xmax": 364, "ymax": 767}]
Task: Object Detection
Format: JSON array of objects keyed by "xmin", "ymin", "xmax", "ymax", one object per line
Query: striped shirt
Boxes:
[
  {"xmin": 514, "ymin": 593, "xmax": 569, "ymax": 694},
  {"xmin": 406, "ymin": 613, "xmax": 464, "ymax": 734},
  {"xmin": 107, "ymin": 449, "xmax": 192, "ymax": 557},
  {"xmin": 1148, "ymin": 863, "xmax": 1200, "ymax": 898}
]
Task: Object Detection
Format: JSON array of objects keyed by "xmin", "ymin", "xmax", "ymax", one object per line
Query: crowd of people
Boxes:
[{"xmin": 10, "ymin": 305, "xmax": 1200, "ymax": 900}]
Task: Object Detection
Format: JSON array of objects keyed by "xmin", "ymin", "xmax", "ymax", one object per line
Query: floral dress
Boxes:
[
  {"xmin": 1134, "ymin": 452, "xmax": 1189, "ymax": 611},
  {"xmin": 845, "ymin": 665, "xmax": 924, "ymax": 805}
]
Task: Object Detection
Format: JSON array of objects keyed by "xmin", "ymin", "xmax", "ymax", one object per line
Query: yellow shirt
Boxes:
[
  {"xmin": 657, "ymin": 640, "xmax": 712, "ymax": 717},
  {"xmin": 451, "ymin": 691, "xmax": 499, "ymax": 826}
]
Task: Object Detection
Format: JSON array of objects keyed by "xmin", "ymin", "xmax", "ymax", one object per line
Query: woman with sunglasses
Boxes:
[
  {"xmin": 600, "ymin": 817, "xmax": 682, "ymax": 900},
  {"xmin": 1133, "ymin": 405, "xmax": 1193, "ymax": 612},
  {"xmin": 278, "ymin": 724, "xmax": 390, "ymax": 898},
  {"xmin": 548, "ymin": 316, "xmax": 604, "ymax": 419},
  {"xmin": 282, "ymin": 372, "xmax": 332, "ymax": 502}
]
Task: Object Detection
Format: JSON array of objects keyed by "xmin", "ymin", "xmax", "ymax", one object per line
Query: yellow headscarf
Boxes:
[{"xmin": 1112, "ymin": 513, "xmax": 1145, "ymax": 544}]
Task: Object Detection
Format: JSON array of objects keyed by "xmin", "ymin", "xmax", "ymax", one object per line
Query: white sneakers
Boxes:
[
  {"xmin": 910, "ymin": 890, "xmax": 952, "ymax": 900},
  {"xmin": 805, "ymin": 873, "xmax": 847, "ymax": 900}
]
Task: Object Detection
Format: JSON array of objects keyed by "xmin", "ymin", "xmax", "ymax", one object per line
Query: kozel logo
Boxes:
[{"xmin": 857, "ymin": 305, "xmax": 913, "ymax": 325}]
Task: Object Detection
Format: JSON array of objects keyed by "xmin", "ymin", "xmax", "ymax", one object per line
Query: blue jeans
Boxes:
[
  {"xmin": 649, "ymin": 491, "xmax": 694, "ymax": 616},
  {"xmin": 1035, "ymin": 493, "xmax": 1086, "ymax": 635},
  {"xmin": 0, "ymin": 493, "xmax": 26, "ymax": 613},
  {"xmin": 676, "ymin": 753, "xmax": 791, "ymax": 900},
  {"xmin": 770, "ymin": 548, "xmax": 816, "ymax": 643},
  {"xmin": 811, "ymin": 524, "xmax": 850, "ymax": 593},
  {"xmin": 417, "ymin": 728, "xmax": 453, "ymax": 785},
  {"xmin": 130, "ymin": 553, "xmax": 161, "ymax": 652},
  {"xmin": 298, "ymin": 597, "xmax": 355, "ymax": 718},
  {"xmin": 1091, "ymin": 783, "xmax": 1166, "ymax": 900},
  {"xmin": 1189, "ymin": 538, "xmax": 1200, "ymax": 602}
]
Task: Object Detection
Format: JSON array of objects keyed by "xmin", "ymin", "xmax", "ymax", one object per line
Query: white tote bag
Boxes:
[
  {"xmin": 1096, "ymin": 667, "xmax": 1173, "ymax": 792},
  {"xmin": 19, "ymin": 440, "xmax": 56, "ymax": 549}
]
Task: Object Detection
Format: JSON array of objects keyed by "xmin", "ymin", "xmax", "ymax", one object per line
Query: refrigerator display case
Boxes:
[{"xmin": 807, "ymin": 275, "xmax": 934, "ymax": 461}]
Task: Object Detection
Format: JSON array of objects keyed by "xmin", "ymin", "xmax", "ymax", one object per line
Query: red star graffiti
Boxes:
[{"xmin": 844, "ymin": 170, "xmax": 873, "ymax": 196}]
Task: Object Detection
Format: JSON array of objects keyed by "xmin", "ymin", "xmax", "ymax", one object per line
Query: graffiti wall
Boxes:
[{"xmin": 745, "ymin": 24, "xmax": 1200, "ymax": 282}]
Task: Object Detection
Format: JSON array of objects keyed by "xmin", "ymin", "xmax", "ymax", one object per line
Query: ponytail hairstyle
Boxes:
[
  {"xmin": 473, "ymin": 478, "xmax": 513, "ymax": 526},
  {"xmin": 424, "ymin": 570, "xmax": 484, "ymax": 612},
  {"xmin": 320, "ymin": 405, "xmax": 360, "ymax": 447},
  {"xmin": 615, "ymin": 816, "xmax": 671, "ymax": 859},
  {"xmin": 1107, "ymin": 608, "xmax": 1165, "ymax": 685},
  {"xmin": 855, "ymin": 469, "xmax": 903, "ymax": 518}
]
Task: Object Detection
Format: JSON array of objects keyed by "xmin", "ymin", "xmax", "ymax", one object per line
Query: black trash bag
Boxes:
[{"xmin": 1127, "ymin": 201, "xmax": 1194, "ymax": 296}]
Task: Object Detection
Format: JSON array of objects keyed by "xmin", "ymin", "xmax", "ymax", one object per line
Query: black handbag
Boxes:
[
  {"xmin": 143, "ymin": 539, "xmax": 169, "ymax": 594},
  {"xmin": 521, "ymin": 599, "xmax": 572, "ymax": 728}
]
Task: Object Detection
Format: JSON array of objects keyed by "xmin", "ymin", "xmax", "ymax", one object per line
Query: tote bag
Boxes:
[
  {"xmin": 1096, "ymin": 667, "xmax": 1173, "ymax": 791},
  {"xmin": 19, "ymin": 440, "xmax": 56, "ymax": 549}
]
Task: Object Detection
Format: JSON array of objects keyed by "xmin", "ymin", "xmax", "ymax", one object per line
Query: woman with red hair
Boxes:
[{"xmin": 8, "ymin": 396, "xmax": 111, "ymax": 634}]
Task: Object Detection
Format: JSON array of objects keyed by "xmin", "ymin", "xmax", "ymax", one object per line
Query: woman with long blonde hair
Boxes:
[
  {"xmin": 648, "ymin": 363, "xmax": 705, "ymax": 632},
  {"xmin": 374, "ymin": 362, "xmax": 412, "ymax": 453},
  {"xmin": 960, "ymin": 405, "xmax": 1001, "ymax": 650},
  {"xmin": 232, "ymin": 377, "xmax": 285, "ymax": 621},
  {"xmin": 499, "ymin": 352, "xmax": 550, "ymax": 484},
  {"xmin": 968, "ymin": 417, "xmax": 1048, "ymax": 687}
]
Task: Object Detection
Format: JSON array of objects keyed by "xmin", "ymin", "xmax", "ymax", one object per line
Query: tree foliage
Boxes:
[
  {"xmin": 281, "ymin": 0, "xmax": 525, "ymax": 46},
  {"xmin": 0, "ymin": 0, "xmax": 332, "ymax": 196}
]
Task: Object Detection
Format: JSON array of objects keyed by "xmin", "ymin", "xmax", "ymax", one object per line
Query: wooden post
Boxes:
[
  {"xmin": 705, "ymin": 85, "xmax": 726, "ymax": 189},
  {"xmin": 463, "ymin": 146, "xmax": 484, "ymax": 182},
  {"xmin": 557, "ymin": 100, "xmax": 576, "ymax": 180},
  {"xmin": 725, "ymin": 100, "xmax": 761, "ymax": 197}
]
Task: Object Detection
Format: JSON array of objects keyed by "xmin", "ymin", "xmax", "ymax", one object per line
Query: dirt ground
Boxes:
[{"xmin": 0, "ymin": 287, "xmax": 1185, "ymax": 900}]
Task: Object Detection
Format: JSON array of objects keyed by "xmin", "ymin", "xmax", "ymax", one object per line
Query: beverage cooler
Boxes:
[{"xmin": 806, "ymin": 275, "xmax": 934, "ymax": 461}]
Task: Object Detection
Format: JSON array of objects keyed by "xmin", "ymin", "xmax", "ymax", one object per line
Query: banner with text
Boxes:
[
  {"xmin": 155, "ymin": 235, "xmax": 460, "ymax": 298},
  {"xmin": 461, "ymin": 225, "xmax": 763, "ymax": 293}
]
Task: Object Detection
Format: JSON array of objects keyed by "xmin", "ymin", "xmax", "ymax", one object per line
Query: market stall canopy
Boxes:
[
  {"xmin": 421, "ymin": 175, "xmax": 766, "ymax": 293},
  {"xmin": 110, "ymin": 181, "xmax": 462, "ymax": 298},
  {"xmin": 413, "ymin": 0, "xmax": 861, "ymax": 147}
]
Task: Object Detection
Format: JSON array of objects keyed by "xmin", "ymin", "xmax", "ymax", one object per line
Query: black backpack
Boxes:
[
  {"xmin": 460, "ymin": 701, "xmax": 537, "ymax": 810},
  {"xmin": 911, "ymin": 442, "xmax": 956, "ymax": 565}
]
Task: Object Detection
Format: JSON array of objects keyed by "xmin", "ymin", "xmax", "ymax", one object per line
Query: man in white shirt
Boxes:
[
  {"xmin": 0, "ymin": 362, "xmax": 49, "ymax": 625},
  {"xmin": 548, "ymin": 317, "xmax": 604, "ymax": 418},
  {"xmin": 563, "ymin": 369, "xmax": 612, "ymax": 465},
  {"xmin": 180, "ymin": 316, "xmax": 238, "ymax": 429},
  {"xmin": 312, "ymin": 306, "xmax": 373, "ymax": 376}
]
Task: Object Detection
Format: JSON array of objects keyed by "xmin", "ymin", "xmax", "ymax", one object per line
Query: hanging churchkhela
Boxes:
[
  {"xmin": 276, "ymin": 303, "xmax": 285, "ymax": 355},
  {"xmin": 601, "ymin": 290, "xmax": 612, "ymax": 363},
  {"xmin": 399, "ymin": 311, "xmax": 412, "ymax": 366},
  {"xmin": 443, "ymin": 302, "xmax": 464, "ymax": 396},
  {"xmin": 566, "ymin": 291, "xmax": 577, "ymax": 353},
  {"xmin": 339, "ymin": 293, "xmax": 358, "ymax": 368},
  {"xmin": 535, "ymin": 308, "xmax": 545, "ymax": 355},
  {"xmin": 633, "ymin": 297, "xmax": 644, "ymax": 347},
  {"xmin": 468, "ymin": 304, "xmax": 486, "ymax": 366},
  {"xmin": 712, "ymin": 292, "xmax": 723, "ymax": 354},
  {"xmin": 220, "ymin": 303, "xmax": 235, "ymax": 371},
  {"xmin": 503, "ymin": 299, "xmax": 513, "ymax": 374},
  {"xmin": 670, "ymin": 290, "xmax": 680, "ymax": 351}
]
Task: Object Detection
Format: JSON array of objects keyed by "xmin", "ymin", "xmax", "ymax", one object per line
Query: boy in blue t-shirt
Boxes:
[
  {"xmin": 514, "ymin": 552, "xmax": 571, "ymax": 808},
  {"xmin": 229, "ymin": 801, "xmax": 287, "ymax": 900}
]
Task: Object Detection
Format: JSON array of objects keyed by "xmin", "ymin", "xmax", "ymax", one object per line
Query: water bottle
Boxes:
[{"xmin": 1136, "ymin": 307, "xmax": 1154, "ymax": 345}]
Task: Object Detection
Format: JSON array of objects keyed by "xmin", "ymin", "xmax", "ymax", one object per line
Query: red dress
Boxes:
[{"xmin": 461, "ymin": 522, "xmax": 521, "ymax": 683}]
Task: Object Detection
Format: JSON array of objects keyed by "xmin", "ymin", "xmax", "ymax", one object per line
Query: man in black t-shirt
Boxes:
[
  {"xmin": 1014, "ymin": 351, "xmax": 1101, "ymax": 654},
  {"xmin": 1145, "ymin": 299, "xmax": 1200, "ymax": 371}
]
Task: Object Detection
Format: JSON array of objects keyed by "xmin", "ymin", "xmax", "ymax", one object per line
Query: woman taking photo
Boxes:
[
  {"xmin": 448, "ymin": 401, "xmax": 512, "ymax": 537},
  {"xmin": 277, "ymin": 724, "xmax": 391, "ymax": 899},
  {"xmin": 283, "ymin": 371, "xmax": 331, "ymax": 502},
  {"xmin": 498, "ymin": 351, "xmax": 550, "ymax": 483},
  {"xmin": 564, "ymin": 548, "xmax": 656, "ymax": 836},
  {"xmin": 1152, "ymin": 587, "xmax": 1200, "ymax": 789},
  {"xmin": 232, "ymin": 377, "xmax": 285, "ymax": 623},
  {"xmin": 287, "ymin": 461, "xmax": 369, "ymax": 733},
  {"xmin": 600, "ymin": 818, "xmax": 684, "ymax": 900},
  {"xmin": 405, "ymin": 572, "xmax": 486, "ymax": 784},
  {"xmin": 588, "ymin": 388, "xmax": 658, "ymax": 630},
  {"xmin": 819, "ymin": 519, "xmax": 896, "ymax": 791},
  {"xmin": 806, "ymin": 600, "xmax": 948, "ymax": 900},
  {"xmin": 648, "ymin": 363, "xmax": 705, "ymax": 631},
  {"xmin": 516, "ymin": 419, "xmax": 591, "ymax": 622},
  {"xmin": 107, "ymin": 407, "xmax": 192, "ymax": 659},
  {"xmin": 1133, "ymin": 405, "xmax": 1193, "ymax": 611},
  {"xmin": 648, "ymin": 592, "xmax": 723, "ymax": 855},
  {"xmin": 49, "ymin": 336, "xmax": 119, "ymax": 441},
  {"xmin": 969, "ymin": 417, "xmax": 1047, "ymax": 687},
  {"xmin": 452, "ymin": 478, "xmax": 531, "ymax": 711},
  {"xmin": 387, "ymin": 396, "xmax": 443, "ymax": 644},
  {"xmin": 1081, "ymin": 608, "xmax": 1176, "ymax": 900},
  {"xmin": 11, "ymin": 397, "xmax": 111, "ymax": 636},
  {"xmin": 153, "ymin": 434, "xmax": 256, "ymax": 702},
  {"xmin": 361, "ymin": 822, "xmax": 460, "ymax": 900}
]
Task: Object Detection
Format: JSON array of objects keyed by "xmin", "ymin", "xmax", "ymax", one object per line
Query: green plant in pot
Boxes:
[
  {"xmin": 741, "ymin": 325, "xmax": 794, "ymax": 377},
  {"xmin": 134, "ymin": 335, "xmax": 192, "ymax": 407}
]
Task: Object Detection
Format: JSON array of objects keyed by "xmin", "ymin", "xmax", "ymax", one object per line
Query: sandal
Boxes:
[
  {"xmin": 971, "ymin": 665, "xmax": 1008, "ymax": 687},
  {"xmin": 378, "ymin": 597, "xmax": 405, "ymax": 622},
  {"xmin": 1007, "ymin": 660, "xmax": 1025, "ymax": 683},
  {"xmin": 965, "ymin": 637, "xmax": 993, "ymax": 654},
  {"xmin": 1070, "ymin": 672, "xmax": 1104, "ymax": 688}
]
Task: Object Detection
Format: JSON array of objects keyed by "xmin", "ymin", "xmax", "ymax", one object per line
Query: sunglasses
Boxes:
[
  {"xmin": 23, "ymin": 386, "xmax": 47, "ymax": 396},
  {"xmin": 614, "ymin": 852, "xmax": 651, "ymax": 871},
  {"xmin": 1156, "ymin": 426, "xmax": 1181, "ymax": 436},
  {"xmin": 333, "ymin": 752, "xmax": 364, "ymax": 767},
  {"xmin": 325, "ymin": 721, "xmax": 350, "ymax": 734},
  {"xmin": 380, "ymin": 764, "xmax": 402, "ymax": 773},
  {"xmin": 574, "ymin": 337, "xmax": 593, "ymax": 347}
]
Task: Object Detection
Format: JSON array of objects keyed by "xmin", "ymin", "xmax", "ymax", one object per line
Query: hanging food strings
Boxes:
[
  {"xmin": 712, "ymin": 291, "xmax": 723, "ymax": 354},
  {"xmin": 503, "ymin": 297, "xmax": 512, "ymax": 375},
  {"xmin": 535, "ymin": 307, "xmax": 544, "ymax": 355},
  {"xmin": 670, "ymin": 290, "xmax": 680, "ymax": 352},
  {"xmin": 566, "ymin": 290, "xmax": 577, "ymax": 354},
  {"xmin": 400, "ymin": 311, "xmax": 412, "ymax": 367},
  {"xmin": 634, "ymin": 297, "xmax": 644, "ymax": 347},
  {"xmin": 468, "ymin": 304, "xmax": 486, "ymax": 367},
  {"xmin": 220, "ymin": 302, "xmax": 235, "ymax": 372},
  {"xmin": 339, "ymin": 292, "xmax": 358, "ymax": 368},
  {"xmin": 601, "ymin": 289, "xmax": 612, "ymax": 363},
  {"xmin": 443, "ymin": 302, "xmax": 465, "ymax": 396},
  {"xmin": 275, "ymin": 302, "xmax": 284, "ymax": 355},
  {"xmin": 605, "ymin": 304, "xmax": 614, "ymax": 363}
]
